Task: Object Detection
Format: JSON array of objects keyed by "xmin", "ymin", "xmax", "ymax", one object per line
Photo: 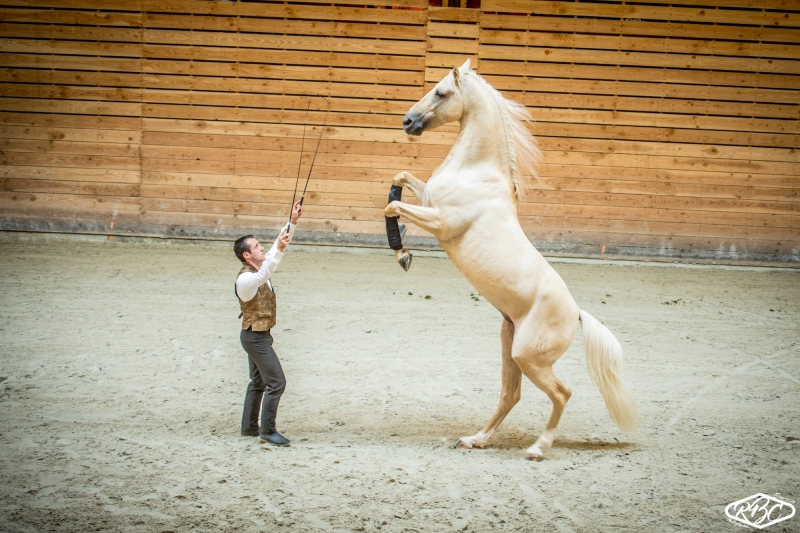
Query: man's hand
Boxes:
[
  {"xmin": 276, "ymin": 226, "xmax": 290, "ymax": 252},
  {"xmin": 290, "ymin": 200, "xmax": 303, "ymax": 224}
]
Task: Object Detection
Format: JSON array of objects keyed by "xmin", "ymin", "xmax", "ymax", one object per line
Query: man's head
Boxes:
[{"xmin": 234, "ymin": 235, "xmax": 265, "ymax": 265}]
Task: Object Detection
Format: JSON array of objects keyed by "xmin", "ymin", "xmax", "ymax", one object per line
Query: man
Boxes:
[{"xmin": 233, "ymin": 201, "xmax": 302, "ymax": 446}]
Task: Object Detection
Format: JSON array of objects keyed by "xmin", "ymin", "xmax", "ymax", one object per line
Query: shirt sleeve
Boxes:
[{"xmin": 235, "ymin": 223, "xmax": 296, "ymax": 302}]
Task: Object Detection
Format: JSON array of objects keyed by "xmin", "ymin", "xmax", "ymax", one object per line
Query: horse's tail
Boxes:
[{"xmin": 579, "ymin": 310, "xmax": 638, "ymax": 432}]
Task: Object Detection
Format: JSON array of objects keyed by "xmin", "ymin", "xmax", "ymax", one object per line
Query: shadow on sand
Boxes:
[{"xmin": 475, "ymin": 437, "xmax": 637, "ymax": 452}]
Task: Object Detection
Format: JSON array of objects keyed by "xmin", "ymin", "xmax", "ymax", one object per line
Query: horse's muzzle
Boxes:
[{"xmin": 403, "ymin": 113, "xmax": 424, "ymax": 136}]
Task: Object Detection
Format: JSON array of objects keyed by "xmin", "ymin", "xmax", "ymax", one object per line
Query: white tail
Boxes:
[{"xmin": 580, "ymin": 310, "xmax": 638, "ymax": 432}]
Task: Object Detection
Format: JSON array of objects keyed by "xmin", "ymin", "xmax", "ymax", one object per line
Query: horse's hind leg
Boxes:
[
  {"xmin": 511, "ymin": 326, "xmax": 574, "ymax": 461},
  {"xmin": 520, "ymin": 364, "xmax": 571, "ymax": 460},
  {"xmin": 455, "ymin": 319, "xmax": 521, "ymax": 450}
]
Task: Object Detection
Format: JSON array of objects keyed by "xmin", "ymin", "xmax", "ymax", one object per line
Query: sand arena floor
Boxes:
[{"xmin": 0, "ymin": 233, "xmax": 798, "ymax": 533}]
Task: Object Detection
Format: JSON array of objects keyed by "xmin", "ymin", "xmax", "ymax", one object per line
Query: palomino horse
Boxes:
[{"xmin": 385, "ymin": 59, "xmax": 637, "ymax": 460}]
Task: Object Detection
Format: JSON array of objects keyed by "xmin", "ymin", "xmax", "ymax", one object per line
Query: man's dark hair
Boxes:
[{"xmin": 234, "ymin": 235, "xmax": 255, "ymax": 262}]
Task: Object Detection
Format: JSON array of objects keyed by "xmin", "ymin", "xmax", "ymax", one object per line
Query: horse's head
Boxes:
[{"xmin": 403, "ymin": 59, "xmax": 472, "ymax": 136}]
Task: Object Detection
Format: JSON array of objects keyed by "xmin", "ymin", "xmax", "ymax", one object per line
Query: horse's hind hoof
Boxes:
[
  {"xmin": 525, "ymin": 453, "xmax": 544, "ymax": 462},
  {"xmin": 396, "ymin": 250, "xmax": 412, "ymax": 272},
  {"xmin": 453, "ymin": 439, "xmax": 472, "ymax": 450},
  {"xmin": 399, "ymin": 223, "xmax": 407, "ymax": 239}
]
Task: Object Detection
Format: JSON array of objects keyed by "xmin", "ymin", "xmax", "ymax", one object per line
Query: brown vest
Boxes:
[{"xmin": 236, "ymin": 263, "xmax": 277, "ymax": 331}]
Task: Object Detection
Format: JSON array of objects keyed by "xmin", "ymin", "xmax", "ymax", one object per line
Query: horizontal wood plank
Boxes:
[
  {"xmin": 428, "ymin": 7, "xmax": 481, "ymax": 22},
  {"xmin": 0, "ymin": 14, "xmax": 427, "ymax": 40},
  {"xmin": 481, "ymin": 1, "xmax": 800, "ymax": 27},
  {"xmin": 0, "ymin": 7, "xmax": 141, "ymax": 26},
  {"xmin": 143, "ymin": 45, "xmax": 425, "ymax": 71},
  {"xmin": 529, "ymin": 107, "xmax": 798, "ymax": 136},
  {"xmin": 480, "ymin": 14, "xmax": 800, "ymax": 46},
  {"xmin": 0, "ymin": 191, "xmax": 140, "ymax": 217},
  {"xmin": 0, "ymin": 151, "xmax": 140, "ymax": 170},
  {"xmin": 138, "ymin": 1, "xmax": 428, "ymax": 25},
  {"xmin": 143, "ymin": 13, "xmax": 428, "ymax": 40},
  {"xmin": 478, "ymin": 60, "xmax": 800, "ymax": 91},
  {"xmin": 0, "ymin": 53, "xmax": 424, "ymax": 86},
  {"xmin": 1, "ymin": 164, "xmax": 140, "ymax": 184},
  {"xmin": 538, "ymin": 164, "xmax": 799, "ymax": 190},
  {"xmin": 0, "ymin": 124, "xmax": 141, "ymax": 144},
  {"xmin": 0, "ymin": 111, "xmax": 141, "ymax": 130},
  {"xmin": 479, "ymin": 44, "xmax": 800, "ymax": 76},
  {"xmin": 427, "ymin": 21, "xmax": 480, "ymax": 39},
  {"xmin": 2, "ymin": 177, "xmax": 140, "ymax": 197},
  {"xmin": 481, "ymin": 29, "xmax": 800, "ymax": 61},
  {"xmin": 475, "ymin": 72, "xmax": 800, "ymax": 106},
  {"xmin": 141, "ymin": 29, "xmax": 426, "ymax": 57}
]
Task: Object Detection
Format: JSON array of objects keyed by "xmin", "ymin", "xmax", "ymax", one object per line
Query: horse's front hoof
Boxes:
[
  {"xmin": 453, "ymin": 439, "xmax": 472, "ymax": 450},
  {"xmin": 525, "ymin": 453, "xmax": 544, "ymax": 462},
  {"xmin": 396, "ymin": 250, "xmax": 412, "ymax": 272}
]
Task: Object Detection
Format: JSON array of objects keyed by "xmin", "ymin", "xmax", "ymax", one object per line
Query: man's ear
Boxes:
[
  {"xmin": 452, "ymin": 65, "xmax": 460, "ymax": 85},
  {"xmin": 242, "ymin": 240, "xmax": 253, "ymax": 260}
]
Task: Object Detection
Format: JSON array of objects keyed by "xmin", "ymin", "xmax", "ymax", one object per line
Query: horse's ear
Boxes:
[
  {"xmin": 451, "ymin": 65, "xmax": 460, "ymax": 85},
  {"xmin": 460, "ymin": 58, "xmax": 471, "ymax": 73}
]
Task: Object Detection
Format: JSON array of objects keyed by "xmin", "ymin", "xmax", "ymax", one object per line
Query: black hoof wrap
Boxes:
[
  {"xmin": 386, "ymin": 185, "xmax": 412, "ymax": 271},
  {"xmin": 385, "ymin": 185, "xmax": 404, "ymax": 251}
]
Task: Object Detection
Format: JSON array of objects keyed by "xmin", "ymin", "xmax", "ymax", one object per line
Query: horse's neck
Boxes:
[{"xmin": 444, "ymin": 81, "xmax": 509, "ymax": 180}]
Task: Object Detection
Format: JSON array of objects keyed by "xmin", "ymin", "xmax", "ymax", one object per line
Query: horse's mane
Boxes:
[{"xmin": 468, "ymin": 72, "xmax": 541, "ymax": 201}]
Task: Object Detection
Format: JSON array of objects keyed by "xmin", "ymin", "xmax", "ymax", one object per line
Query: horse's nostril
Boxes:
[{"xmin": 403, "ymin": 117, "xmax": 412, "ymax": 127}]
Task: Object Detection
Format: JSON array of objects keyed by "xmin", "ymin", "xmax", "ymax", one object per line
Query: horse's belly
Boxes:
[
  {"xmin": 444, "ymin": 252, "xmax": 535, "ymax": 316},
  {"xmin": 443, "ymin": 240, "xmax": 576, "ymax": 323}
]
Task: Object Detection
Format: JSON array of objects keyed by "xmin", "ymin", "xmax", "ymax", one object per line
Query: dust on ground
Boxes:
[{"xmin": 0, "ymin": 233, "xmax": 798, "ymax": 533}]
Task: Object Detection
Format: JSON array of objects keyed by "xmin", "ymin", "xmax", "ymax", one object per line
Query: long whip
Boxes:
[
  {"xmin": 288, "ymin": 102, "xmax": 311, "ymax": 225},
  {"xmin": 285, "ymin": 97, "xmax": 330, "ymax": 233},
  {"xmin": 299, "ymin": 119, "xmax": 326, "ymax": 207},
  {"xmin": 300, "ymin": 96, "xmax": 331, "ymax": 206}
]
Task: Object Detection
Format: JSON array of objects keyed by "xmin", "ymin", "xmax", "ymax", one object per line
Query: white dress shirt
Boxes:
[{"xmin": 235, "ymin": 224, "xmax": 295, "ymax": 302}]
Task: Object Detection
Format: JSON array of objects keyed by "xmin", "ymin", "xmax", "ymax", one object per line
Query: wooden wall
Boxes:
[{"xmin": 1, "ymin": 0, "xmax": 798, "ymax": 264}]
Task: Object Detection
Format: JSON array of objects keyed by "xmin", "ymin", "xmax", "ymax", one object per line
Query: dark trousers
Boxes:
[{"xmin": 240, "ymin": 328, "xmax": 286, "ymax": 436}]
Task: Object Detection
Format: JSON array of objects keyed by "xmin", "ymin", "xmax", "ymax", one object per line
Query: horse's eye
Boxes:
[{"xmin": 435, "ymin": 90, "xmax": 445, "ymax": 98}]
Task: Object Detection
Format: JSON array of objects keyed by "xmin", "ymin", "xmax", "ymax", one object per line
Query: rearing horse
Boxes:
[{"xmin": 385, "ymin": 59, "xmax": 637, "ymax": 460}]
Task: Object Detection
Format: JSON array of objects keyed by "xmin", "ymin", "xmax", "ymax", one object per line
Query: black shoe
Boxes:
[
  {"xmin": 241, "ymin": 428, "xmax": 259, "ymax": 437},
  {"xmin": 260, "ymin": 431, "xmax": 290, "ymax": 446}
]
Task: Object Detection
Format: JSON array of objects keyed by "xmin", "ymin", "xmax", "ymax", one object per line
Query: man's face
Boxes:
[{"xmin": 244, "ymin": 238, "xmax": 265, "ymax": 264}]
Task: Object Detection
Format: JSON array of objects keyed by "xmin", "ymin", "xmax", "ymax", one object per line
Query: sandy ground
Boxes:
[{"xmin": 0, "ymin": 232, "xmax": 798, "ymax": 533}]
